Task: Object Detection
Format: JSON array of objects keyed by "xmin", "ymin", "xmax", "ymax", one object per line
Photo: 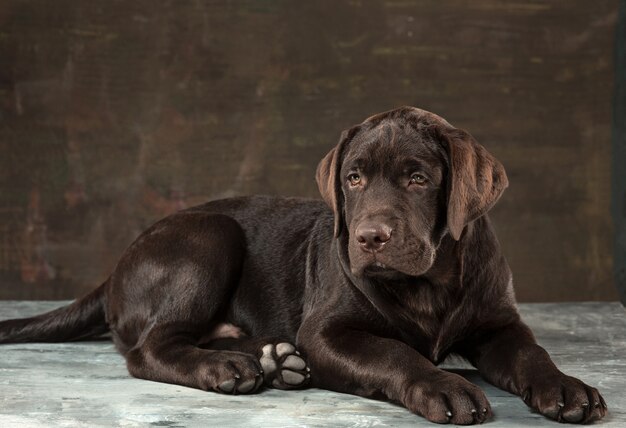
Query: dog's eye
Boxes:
[
  {"xmin": 348, "ymin": 173, "xmax": 361, "ymax": 186},
  {"xmin": 409, "ymin": 173, "xmax": 427, "ymax": 185}
]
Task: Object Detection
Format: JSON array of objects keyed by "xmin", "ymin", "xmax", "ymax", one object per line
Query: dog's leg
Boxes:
[
  {"xmin": 125, "ymin": 324, "xmax": 264, "ymax": 394},
  {"xmin": 108, "ymin": 213, "xmax": 268, "ymax": 394},
  {"xmin": 298, "ymin": 320, "xmax": 492, "ymax": 425},
  {"xmin": 208, "ymin": 336, "xmax": 311, "ymax": 389},
  {"xmin": 461, "ymin": 320, "xmax": 607, "ymax": 423}
]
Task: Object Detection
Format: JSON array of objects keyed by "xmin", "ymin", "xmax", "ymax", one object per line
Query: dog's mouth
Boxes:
[
  {"xmin": 362, "ymin": 261, "xmax": 414, "ymax": 281},
  {"xmin": 349, "ymin": 244, "xmax": 437, "ymax": 279},
  {"xmin": 351, "ymin": 257, "xmax": 393, "ymax": 276},
  {"xmin": 361, "ymin": 259, "xmax": 404, "ymax": 278},
  {"xmin": 365, "ymin": 261, "xmax": 390, "ymax": 272}
]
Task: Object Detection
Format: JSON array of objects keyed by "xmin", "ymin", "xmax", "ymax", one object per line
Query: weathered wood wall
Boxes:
[
  {"xmin": 0, "ymin": 0, "xmax": 619, "ymax": 301},
  {"xmin": 613, "ymin": 0, "xmax": 626, "ymax": 305}
]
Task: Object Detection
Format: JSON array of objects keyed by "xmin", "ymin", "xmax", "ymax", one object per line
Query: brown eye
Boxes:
[
  {"xmin": 409, "ymin": 173, "xmax": 427, "ymax": 185},
  {"xmin": 348, "ymin": 173, "xmax": 361, "ymax": 186}
]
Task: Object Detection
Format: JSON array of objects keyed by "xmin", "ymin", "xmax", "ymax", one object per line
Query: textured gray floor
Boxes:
[{"xmin": 0, "ymin": 301, "xmax": 624, "ymax": 427}]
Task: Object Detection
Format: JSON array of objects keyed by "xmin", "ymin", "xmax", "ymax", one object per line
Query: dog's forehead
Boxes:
[
  {"xmin": 343, "ymin": 119, "xmax": 444, "ymax": 168},
  {"xmin": 363, "ymin": 106, "xmax": 454, "ymax": 129}
]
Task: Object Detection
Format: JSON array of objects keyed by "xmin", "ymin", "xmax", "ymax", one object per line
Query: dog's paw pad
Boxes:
[
  {"xmin": 218, "ymin": 378, "xmax": 236, "ymax": 393},
  {"xmin": 259, "ymin": 342, "xmax": 310, "ymax": 390},
  {"xmin": 276, "ymin": 342, "xmax": 295, "ymax": 357},
  {"xmin": 237, "ymin": 379, "xmax": 257, "ymax": 394},
  {"xmin": 283, "ymin": 355, "xmax": 306, "ymax": 370},
  {"xmin": 259, "ymin": 344, "xmax": 278, "ymax": 374},
  {"xmin": 281, "ymin": 369, "xmax": 306, "ymax": 385},
  {"xmin": 217, "ymin": 375, "xmax": 262, "ymax": 394}
]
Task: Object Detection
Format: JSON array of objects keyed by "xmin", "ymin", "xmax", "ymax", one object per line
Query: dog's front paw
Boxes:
[
  {"xmin": 405, "ymin": 372, "xmax": 492, "ymax": 425},
  {"xmin": 259, "ymin": 342, "xmax": 310, "ymax": 389},
  {"xmin": 522, "ymin": 374, "xmax": 607, "ymax": 423}
]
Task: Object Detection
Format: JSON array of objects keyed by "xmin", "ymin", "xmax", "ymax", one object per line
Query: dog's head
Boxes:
[{"xmin": 316, "ymin": 106, "xmax": 508, "ymax": 278}]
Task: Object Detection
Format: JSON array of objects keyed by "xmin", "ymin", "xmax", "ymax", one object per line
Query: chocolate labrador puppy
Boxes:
[{"xmin": 0, "ymin": 107, "xmax": 606, "ymax": 424}]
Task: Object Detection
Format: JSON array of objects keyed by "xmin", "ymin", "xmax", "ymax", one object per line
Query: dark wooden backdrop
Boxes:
[{"xmin": 0, "ymin": 0, "xmax": 620, "ymax": 302}]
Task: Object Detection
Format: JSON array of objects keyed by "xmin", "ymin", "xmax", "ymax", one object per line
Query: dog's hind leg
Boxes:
[
  {"xmin": 112, "ymin": 213, "xmax": 264, "ymax": 394},
  {"xmin": 206, "ymin": 336, "xmax": 311, "ymax": 390},
  {"xmin": 125, "ymin": 324, "xmax": 265, "ymax": 394}
]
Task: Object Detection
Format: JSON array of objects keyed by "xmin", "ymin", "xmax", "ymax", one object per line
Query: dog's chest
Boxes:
[
  {"xmin": 390, "ymin": 282, "xmax": 473, "ymax": 364},
  {"xmin": 410, "ymin": 313, "xmax": 463, "ymax": 364}
]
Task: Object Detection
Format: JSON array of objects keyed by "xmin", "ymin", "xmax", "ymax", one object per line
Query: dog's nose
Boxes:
[{"xmin": 355, "ymin": 223, "xmax": 392, "ymax": 252}]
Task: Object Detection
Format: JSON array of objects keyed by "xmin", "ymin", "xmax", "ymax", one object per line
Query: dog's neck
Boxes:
[
  {"xmin": 423, "ymin": 229, "xmax": 466, "ymax": 287},
  {"xmin": 333, "ymin": 221, "xmax": 478, "ymax": 357},
  {"xmin": 334, "ymin": 229, "xmax": 464, "ymax": 339}
]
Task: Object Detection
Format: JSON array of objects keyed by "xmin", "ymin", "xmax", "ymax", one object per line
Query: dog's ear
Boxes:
[
  {"xmin": 316, "ymin": 126, "xmax": 360, "ymax": 238},
  {"xmin": 439, "ymin": 128, "xmax": 508, "ymax": 240}
]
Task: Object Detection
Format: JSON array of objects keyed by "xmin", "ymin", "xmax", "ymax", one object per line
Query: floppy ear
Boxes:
[
  {"xmin": 316, "ymin": 126, "xmax": 359, "ymax": 238},
  {"xmin": 440, "ymin": 128, "xmax": 508, "ymax": 240}
]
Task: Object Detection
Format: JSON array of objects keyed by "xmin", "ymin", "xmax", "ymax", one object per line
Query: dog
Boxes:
[{"xmin": 0, "ymin": 107, "xmax": 606, "ymax": 424}]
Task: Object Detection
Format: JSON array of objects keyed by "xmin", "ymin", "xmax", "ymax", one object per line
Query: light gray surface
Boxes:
[{"xmin": 0, "ymin": 301, "xmax": 624, "ymax": 427}]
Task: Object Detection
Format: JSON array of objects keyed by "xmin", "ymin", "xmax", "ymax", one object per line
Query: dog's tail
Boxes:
[{"xmin": 0, "ymin": 282, "xmax": 108, "ymax": 343}]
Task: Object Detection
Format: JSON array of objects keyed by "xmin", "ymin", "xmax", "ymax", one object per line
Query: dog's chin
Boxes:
[
  {"xmin": 350, "ymin": 257, "xmax": 434, "ymax": 280},
  {"xmin": 362, "ymin": 264, "xmax": 409, "ymax": 281}
]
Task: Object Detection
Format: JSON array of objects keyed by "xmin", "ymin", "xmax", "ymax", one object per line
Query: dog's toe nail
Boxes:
[
  {"xmin": 471, "ymin": 409, "xmax": 477, "ymax": 414},
  {"xmin": 234, "ymin": 374, "xmax": 240, "ymax": 379},
  {"xmin": 557, "ymin": 401, "xmax": 564, "ymax": 408},
  {"xmin": 482, "ymin": 408, "xmax": 488, "ymax": 414},
  {"xmin": 306, "ymin": 367, "xmax": 311, "ymax": 372},
  {"xmin": 445, "ymin": 410, "xmax": 452, "ymax": 418},
  {"xmin": 582, "ymin": 402, "xmax": 589, "ymax": 407},
  {"xmin": 594, "ymin": 401, "xmax": 600, "ymax": 408}
]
